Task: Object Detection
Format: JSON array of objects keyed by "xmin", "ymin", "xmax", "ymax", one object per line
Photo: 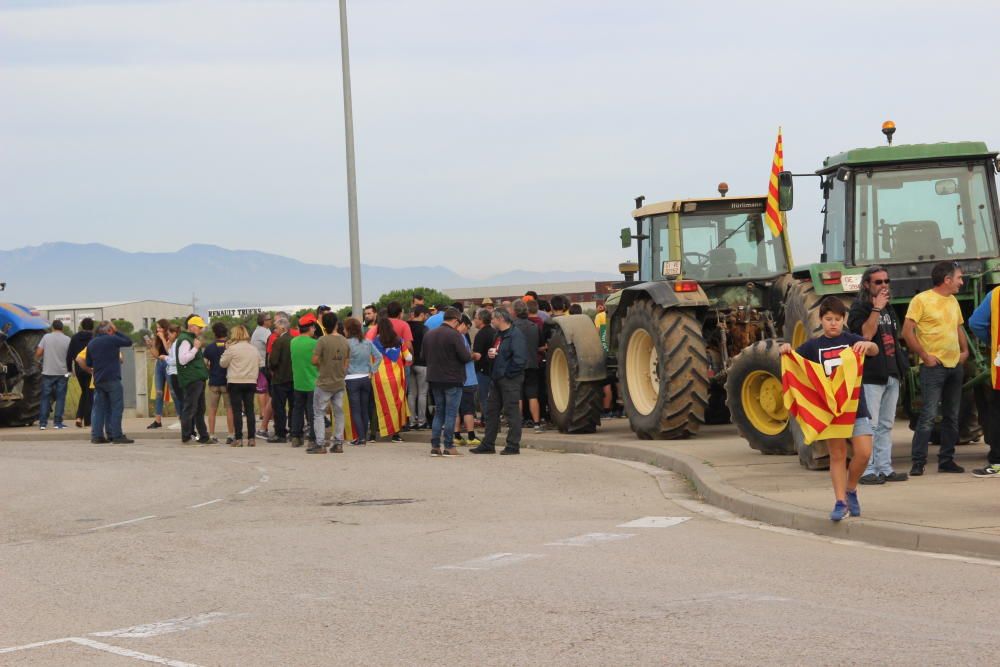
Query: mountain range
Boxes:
[{"xmin": 0, "ymin": 243, "xmax": 615, "ymax": 307}]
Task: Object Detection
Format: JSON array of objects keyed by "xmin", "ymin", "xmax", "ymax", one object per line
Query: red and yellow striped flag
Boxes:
[
  {"xmin": 781, "ymin": 348, "xmax": 864, "ymax": 444},
  {"xmin": 372, "ymin": 357, "xmax": 409, "ymax": 437},
  {"xmin": 765, "ymin": 127, "xmax": 784, "ymax": 237}
]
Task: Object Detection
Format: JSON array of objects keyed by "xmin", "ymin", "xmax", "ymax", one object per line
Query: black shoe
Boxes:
[
  {"xmin": 91, "ymin": 437, "xmax": 109, "ymax": 444},
  {"xmin": 147, "ymin": 421, "xmax": 161, "ymax": 429},
  {"xmin": 910, "ymin": 462, "xmax": 925, "ymax": 477},
  {"xmin": 266, "ymin": 435, "xmax": 287, "ymax": 444},
  {"xmin": 112, "ymin": 436, "xmax": 134, "ymax": 444},
  {"xmin": 469, "ymin": 445, "xmax": 496, "ymax": 454},
  {"xmin": 938, "ymin": 460, "xmax": 965, "ymax": 473},
  {"xmin": 499, "ymin": 447, "xmax": 520, "ymax": 455},
  {"xmin": 306, "ymin": 446, "xmax": 325, "ymax": 454},
  {"xmin": 859, "ymin": 473, "xmax": 884, "ymax": 485},
  {"xmin": 196, "ymin": 436, "xmax": 212, "ymax": 444},
  {"xmin": 290, "ymin": 437, "xmax": 303, "ymax": 447},
  {"xmin": 882, "ymin": 471, "xmax": 909, "ymax": 482},
  {"xmin": 391, "ymin": 434, "xmax": 403, "ymax": 443}
]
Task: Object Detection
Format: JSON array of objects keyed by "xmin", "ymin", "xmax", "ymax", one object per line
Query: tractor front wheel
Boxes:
[{"xmin": 725, "ymin": 339, "xmax": 794, "ymax": 455}]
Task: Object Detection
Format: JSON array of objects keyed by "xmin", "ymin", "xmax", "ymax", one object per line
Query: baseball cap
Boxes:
[
  {"xmin": 298, "ymin": 313, "xmax": 317, "ymax": 326},
  {"xmin": 481, "ymin": 297, "xmax": 494, "ymax": 305},
  {"xmin": 188, "ymin": 315, "xmax": 207, "ymax": 329}
]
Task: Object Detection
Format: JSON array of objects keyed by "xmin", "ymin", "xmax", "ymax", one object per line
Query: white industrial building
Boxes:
[{"xmin": 34, "ymin": 300, "xmax": 193, "ymax": 331}]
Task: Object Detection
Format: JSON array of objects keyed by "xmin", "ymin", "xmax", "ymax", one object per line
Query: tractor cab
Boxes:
[{"xmin": 803, "ymin": 122, "xmax": 1000, "ymax": 300}]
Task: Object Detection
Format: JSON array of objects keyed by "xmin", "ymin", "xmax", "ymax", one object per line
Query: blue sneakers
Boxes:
[
  {"xmin": 845, "ymin": 489, "xmax": 861, "ymax": 517},
  {"xmin": 830, "ymin": 501, "xmax": 849, "ymax": 522}
]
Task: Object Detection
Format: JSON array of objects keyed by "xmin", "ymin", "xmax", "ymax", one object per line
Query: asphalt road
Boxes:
[{"xmin": 2, "ymin": 437, "xmax": 999, "ymax": 666}]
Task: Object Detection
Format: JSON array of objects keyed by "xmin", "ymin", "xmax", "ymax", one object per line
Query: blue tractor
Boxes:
[{"xmin": 0, "ymin": 301, "xmax": 50, "ymax": 426}]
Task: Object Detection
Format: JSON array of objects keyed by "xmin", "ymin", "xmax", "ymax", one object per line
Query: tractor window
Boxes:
[
  {"xmin": 679, "ymin": 211, "xmax": 788, "ymax": 280},
  {"xmin": 638, "ymin": 217, "xmax": 653, "ymax": 281},
  {"xmin": 854, "ymin": 164, "xmax": 998, "ymax": 264},
  {"xmin": 824, "ymin": 178, "xmax": 847, "ymax": 262}
]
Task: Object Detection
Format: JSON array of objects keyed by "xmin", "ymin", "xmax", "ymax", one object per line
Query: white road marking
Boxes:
[
  {"xmin": 237, "ymin": 485, "xmax": 258, "ymax": 495},
  {"xmin": 188, "ymin": 499, "xmax": 223, "ymax": 509},
  {"xmin": 435, "ymin": 552, "xmax": 544, "ymax": 571},
  {"xmin": 545, "ymin": 532, "xmax": 635, "ymax": 546},
  {"xmin": 618, "ymin": 516, "xmax": 691, "ymax": 528},
  {"xmin": 255, "ymin": 467, "xmax": 270, "ymax": 483},
  {"xmin": 68, "ymin": 637, "xmax": 202, "ymax": 666},
  {"xmin": 0, "ymin": 637, "xmax": 71, "ymax": 654},
  {"xmin": 88, "ymin": 515, "xmax": 156, "ymax": 531},
  {"xmin": 92, "ymin": 612, "xmax": 229, "ymax": 638},
  {"xmin": 591, "ymin": 455, "xmax": 1000, "ymax": 569}
]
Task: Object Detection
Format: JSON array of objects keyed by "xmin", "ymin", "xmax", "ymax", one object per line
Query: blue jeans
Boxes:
[
  {"xmin": 92, "ymin": 380, "xmax": 124, "ymax": 440},
  {"xmin": 476, "ymin": 371, "xmax": 491, "ymax": 416},
  {"xmin": 39, "ymin": 374, "xmax": 68, "ymax": 427},
  {"xmin": 430, "ymin": 384, "xmax": 463, "ymax": 449},
  {"xmin": 863, "ymin": 376, "xmax": 900, "ymax": 476},
  {"xmin": 154, "ymin": 359, "xmax": 168, "ymax": 417},
  {"xmin": 911, "ymin": 365, "xmax": 962, "ymax": 465}
]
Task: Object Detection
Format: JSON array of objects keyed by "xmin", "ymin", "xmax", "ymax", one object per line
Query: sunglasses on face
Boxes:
[{"xmin": 872, "ymin": 279, "xmax": 890, "ymax": 285}]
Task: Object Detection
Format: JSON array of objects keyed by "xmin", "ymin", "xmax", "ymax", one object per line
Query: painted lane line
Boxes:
[
  {"xmin": 89, "ymin": 515, "xmax": 156, "ymax": 531},
  {"xmin": 545, "ymin": 532, "xmax": 636, "ymax": 547},
  {"xmin": 188, "ymin": 499, "xmax": 223, "ymax": 509},
  {"xmin": 254, "ymin": 467, "xmax": 270, "ymax": 483},
  {"xmin": 237, "ymin": 485, "xmax": 258, "ymax": 495},
  {"xmin": 92, "ymin": 612, "xmax": 228, "ymax": 638},
  {"xmin": 594, "ymin": 455, "xmax": 1000, "ymax": 569},
  {"xmin": 0, "ymin": 637, "xmax": 71, "ymax": 654},
  {"xmin": 435, "ymin": 552, "xmax": 544, "ymax": 571},
  {"xmin": 68, "ymin": 637, "xmax": 202, "ymax": 666},
  {"xmin": 618, "ymin": 516, "xmax": 691, "ymax": 528}
]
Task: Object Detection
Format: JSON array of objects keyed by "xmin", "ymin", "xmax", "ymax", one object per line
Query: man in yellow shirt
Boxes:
[{"xmin": 901, "ymin": 260, "xmax": 969, "ymax": 476}]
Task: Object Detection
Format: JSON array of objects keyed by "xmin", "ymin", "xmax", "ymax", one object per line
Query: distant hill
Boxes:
[{"xmin": 0, "ymin": 242, "xmax": 615, "ymax": 306}]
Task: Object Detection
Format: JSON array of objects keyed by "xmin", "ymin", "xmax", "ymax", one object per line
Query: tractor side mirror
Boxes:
[
  {"xmin": 777, "ymin": 171, "xmax": 793, "ymax": 211},
  {"xmin": 620, "ymin": 227, "xmax": 632, "ymax": 248}
]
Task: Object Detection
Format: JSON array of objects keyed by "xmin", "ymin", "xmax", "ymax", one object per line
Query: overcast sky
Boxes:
[{"xmin": 3, "ymin": 0, "xmax": 1000, "ymax": 278}]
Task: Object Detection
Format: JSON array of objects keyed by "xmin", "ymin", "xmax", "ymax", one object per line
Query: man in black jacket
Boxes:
[
  {"xmin": 266, "ymin": 317, "xmax": 293, "ymax": 444},
  {"xmin": 66, "ymin": 317, "xmax": 94, "ymax": 428},
  {"xmin": 848, "ymin": 265, "xmax": 910, "ymax": 484},
  {"xmin": 423, "ymin": 307, "xmax": 473, "ymax": 457},
  {"xmin": 471, "ymin": 307, "xmax": 528, "ymax": 455}
]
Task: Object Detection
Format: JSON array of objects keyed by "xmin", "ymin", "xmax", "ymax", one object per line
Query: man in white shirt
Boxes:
[{"xmin": 36, "ymin": 319, "xmax": 71, "ymax": 429}]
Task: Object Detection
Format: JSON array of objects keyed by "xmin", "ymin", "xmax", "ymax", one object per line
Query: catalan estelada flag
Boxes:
[
  {"xmin": 765, "ymin": 127, "xmax": 784, "ymax": 237},
  {"xmin": 781, "ymin": 348, "xmax": 864, "ymax": 444},
  {"xmin": 372, "ymin": 357, "xmax": 409, "ymax": 437}
]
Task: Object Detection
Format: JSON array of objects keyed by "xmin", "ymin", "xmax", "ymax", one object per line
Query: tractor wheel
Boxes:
[
  {"xmin": 618, "ymin": 300, "xmax": 708, "ymax": 439},
  {"xmin": 782, "ymin": 281, "xmax": 854, "ymax": 348},
  {"xmin": 725, "ymin": 339, "xmax": 794, "ymax": 454},
  {"xmin": 546, "ymin": 327, "xmax": 603, "ymax": 434},
  {"xmin": 0, "ymin": 330, "xmax": 44, "ymax": 426},
  {"xmin": 791, "ymin": 418, "xmax": 831, "ymax": 470}
]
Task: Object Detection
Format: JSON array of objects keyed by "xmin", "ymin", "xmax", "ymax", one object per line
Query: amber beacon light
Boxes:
[{"xmin": 882, "ymin": 120, "xmax": 896, "ymax": 145}]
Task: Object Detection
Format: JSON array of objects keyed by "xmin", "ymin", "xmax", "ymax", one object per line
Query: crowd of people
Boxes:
[{"xmin": 36, "ymin": 291, "xmax": 595, "ymax": 456}]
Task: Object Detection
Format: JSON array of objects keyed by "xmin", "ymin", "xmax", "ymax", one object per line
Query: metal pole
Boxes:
[{"xmin": 339, "ymin": 0, "xmax": 363, "ymax": 317}]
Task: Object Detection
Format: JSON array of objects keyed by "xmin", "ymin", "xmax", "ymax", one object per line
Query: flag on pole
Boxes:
[
  {"xmin": 765, "ymin": 127, "xmax": 784, "ymax": 237},
  {"xmin": 781, "ymin": 347, "xmax": 864, "ymax": 444}
]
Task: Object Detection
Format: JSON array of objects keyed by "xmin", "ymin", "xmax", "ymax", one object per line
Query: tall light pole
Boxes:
[{"xmin": 339, "ymin": 0, "xmax": 363, "ymax": 316}]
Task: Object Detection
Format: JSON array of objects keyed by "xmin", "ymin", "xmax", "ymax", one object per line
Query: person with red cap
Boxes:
[{"xmin": 290, "ymin": 313, "xmax": 320, "ymax": 450}]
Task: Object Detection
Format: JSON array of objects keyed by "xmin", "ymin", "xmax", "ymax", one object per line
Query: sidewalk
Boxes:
[{"xmin": 5, "ymin": 416, "xmax": 1000, "ymax": 560}]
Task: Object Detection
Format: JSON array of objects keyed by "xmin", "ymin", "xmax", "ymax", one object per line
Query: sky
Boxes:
[{"xmin": 3, "ymin": 0, "xmax": 1000, "ymax": 278}]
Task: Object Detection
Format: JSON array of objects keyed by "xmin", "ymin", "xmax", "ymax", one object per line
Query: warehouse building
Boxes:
[{"xmin": 34, "ymin": 300, "xmax": 193, "ymax": 331}]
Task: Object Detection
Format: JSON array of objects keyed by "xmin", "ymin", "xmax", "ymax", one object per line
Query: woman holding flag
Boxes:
[
  {"xmin": 780, "ymin": 297, "xmax": 878, "ymax": 521},
  {"xmin": 370, "ymin": 315, "xmax": 409, "ymax": 442}
]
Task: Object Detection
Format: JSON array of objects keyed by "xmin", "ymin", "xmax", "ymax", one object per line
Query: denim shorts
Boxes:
[{"xmin": 852, "ymin": 416, "xmax": 874, "ymax": 438}]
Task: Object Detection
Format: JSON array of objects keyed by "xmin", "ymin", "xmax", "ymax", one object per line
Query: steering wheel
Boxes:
[{"xmin": 684, "ymin": 251, "xmax": 711, "ymax": 268}]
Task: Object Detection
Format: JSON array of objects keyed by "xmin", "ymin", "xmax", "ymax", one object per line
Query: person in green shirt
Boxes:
[{"xmin": 290, "ymin": 314, "xmax": 320, "ymax": 449}]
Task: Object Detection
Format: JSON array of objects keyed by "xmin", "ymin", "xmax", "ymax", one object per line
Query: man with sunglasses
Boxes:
[
  {"xmin": 902, "ymin": 260, "xmax": 969, "ymax": 476},
  {"xmin": 849, "ymin": 266, "xmax": 910, "ymax": 484}
]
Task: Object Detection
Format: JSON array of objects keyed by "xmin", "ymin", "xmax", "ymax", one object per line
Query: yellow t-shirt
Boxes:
[{"xmin": 905, "ymin": 289, "xmax": 964, "ymax": 367}]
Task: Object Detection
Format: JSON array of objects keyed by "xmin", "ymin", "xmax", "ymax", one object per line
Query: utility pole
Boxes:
[{"xmin": 339, "ymin": 0, "xmax": 363, "ymax": 317}]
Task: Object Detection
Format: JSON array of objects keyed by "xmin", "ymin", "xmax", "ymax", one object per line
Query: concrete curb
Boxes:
[{"xmin": 523, "ymin": 435, "xmax": 1000, "ymax": 562}]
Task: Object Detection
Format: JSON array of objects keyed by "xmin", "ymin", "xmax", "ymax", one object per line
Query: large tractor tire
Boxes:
[
  {"xmin": 0, "ymin": 330, "xmax": 44, "ymax": 426},
  {"xmin": 782, "ymin": 281, "xmax": 854, "ymax": 349},
  {"xmin": 725, "ymin": 339, "xmax": 794, "ymax": 454},
  {"xmin": 618, "ymin": 301, "xmax": 708, "ymax": 439},
  {"xmin": 546, "ymin": 327, "xmax": 603, "ymax": 434}
]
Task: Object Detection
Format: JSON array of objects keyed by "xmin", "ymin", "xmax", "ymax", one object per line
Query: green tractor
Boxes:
[
  {"xmin": 544, "ymin": 184, "xmax": 796, "ymax": 450},
  {"xmin": 777, "ymin": 122, "xmax": 1000, "ymax": 469}
]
